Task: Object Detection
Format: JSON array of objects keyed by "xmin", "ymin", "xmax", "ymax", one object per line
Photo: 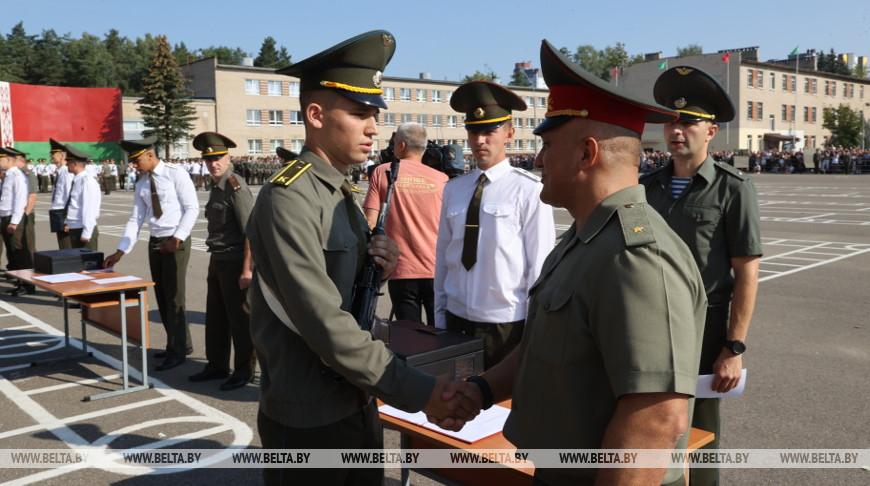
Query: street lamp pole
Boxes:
[{"xmin": 521, "ymin": 69, "xmax": 539, "ymax": 155}]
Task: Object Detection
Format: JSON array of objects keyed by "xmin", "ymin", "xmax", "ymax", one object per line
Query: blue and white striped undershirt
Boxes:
[{"xmin": 671, "ymin": 177, "xmax": 691, "ymax": 199}]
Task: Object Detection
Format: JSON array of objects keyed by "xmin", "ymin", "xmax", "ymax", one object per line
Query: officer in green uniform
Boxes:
[
  {"xmin": 434, "ymin": 41, "xmax": 707, "ymax": 486},
  {"xmin": 188, "ymin": 132, "xmax": 257, "ymax": 391},
  {"xmin": 246, "ymin": 30, "xmax": 478, "ymax": 486},
  {"xmin": 640, "ymin": 66, "xmax": 763, "ymax": 486}
]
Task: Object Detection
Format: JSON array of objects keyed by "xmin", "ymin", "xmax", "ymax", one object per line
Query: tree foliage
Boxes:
[
  {"xmin": 509, "ymin": 70, "xmax": 532, "ymax": 87},
  {"xmin": 198, "ymin": 45, "xmax": 248, "ymax": 65},
  {"xmin": 137, "ymin": 36, "xmax": 197, "ymax": 157},
  {"xmin": 676, "ymin": 44, "xmax": 704, "ymax": 57},
  {"xmin": 254, "ymin": 36, "xmax": 291, "ymax": 68},
  {"xmin": 817, "ymin": 48, "xmax": 851, "ymax": 76},
  {"xmin": 822, "ymin": 104, "xmax": 863, "ymax": 147},
  {"xmin": 560, "ymin": 42, "xmax": 643, "ymax": 81},
  {"xmin": 462, "ymin": 70, "xmax": 497, "ymax": 83}
]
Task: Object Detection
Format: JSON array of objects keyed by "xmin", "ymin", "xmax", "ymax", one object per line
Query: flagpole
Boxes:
[
  {"xmin": 726, "ymin": 56, "xmax": 730, "ymax": 153},
  {"xmin": 793, "ymin": 47, "xmax": 799, "ymax": 151}
]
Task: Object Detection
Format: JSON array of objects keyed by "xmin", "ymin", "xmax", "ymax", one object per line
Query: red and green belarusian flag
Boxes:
[{"xmin": 0, "ymin": 82, "xmax": 124, "ymax": 160}]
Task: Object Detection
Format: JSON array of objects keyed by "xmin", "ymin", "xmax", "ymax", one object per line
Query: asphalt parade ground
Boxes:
[{"xmin": 0, "ymin": 172, "xmax": 867, "ymax": 485}]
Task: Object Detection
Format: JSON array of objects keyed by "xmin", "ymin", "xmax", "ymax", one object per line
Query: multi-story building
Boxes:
[
  {"xmin": 123, "ymin": 57, "xmax": 549, "ymax": 160},
  {"xmin": 617, "ymin": 47, "xmax": 870, "ymax": 152}
]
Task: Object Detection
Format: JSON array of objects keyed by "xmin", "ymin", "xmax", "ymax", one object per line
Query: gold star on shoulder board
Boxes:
[{"xmin": 633, "ymin": 226, "xmax": 644, "ymax": 233}]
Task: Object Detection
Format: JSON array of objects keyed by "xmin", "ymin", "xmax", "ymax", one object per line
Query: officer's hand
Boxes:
[
  {"xmin": 711, "ymin": 349, "xmax": 743, "ymax": 393},
  {"xmin": 159, "ymin": 237, "xmax": 181, "ymax": 254},
  {"xmin": 422, "ymin": 378, "xmax": 482, "ymax": 432},
  {"xmin": 367, "ymin": 235, "xmax": 399, "ymax": 277},
  {"xmin": 6, "ymin": 224, "xmax": 17, "ymax": 234},
  {"xmin": 80, "ymin": 237, "xmax": 89, "ymax": 243},
  {"xmin": 238, "ymin": 269, "xmax": 253, "ymax": 289},
  {"xmin": 63, "ymin": 225, "xmax": 69, "ymax": 233},
  {"xmin": 104, "ymin": 250, "xmax": 124, "ymax": 269}
]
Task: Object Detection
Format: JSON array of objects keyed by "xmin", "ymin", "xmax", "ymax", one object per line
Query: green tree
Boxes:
[
  {"xmin": 509, "ymin": 70, "xmax": 532, "ymax": 87},
  {"xmin": 137, "ymin": 36, "xmax": 196, "ymax": 157},
  {"xmin": 63, "ymin": 33, "xmax": 114, "ymax": 87},
  {"xmin": 461, "ymin": 69, "xmax": 497, "ymax": 83},
  {"xmin": 254, "ymin": 36, "xmax": 291, "ymax": 68},
  {"xmin": 198, "ymin": 45, "xmax": 247, "ymax": 65},
  {"xmin": 564, "ymin": 42, "xmax": 642, "ymax": 81},
  {"xmin": 854, "ymin": 65, "xmax": 868, "ymax": 78},
  {"xmin": 29, "ymin": 29, "xmax": 67, "ymax": 85},
  {"xmin": 822, "ymin": 104, "xmax": 862, "ymax": 147},
  {"xmin": 817, "ymin": 48, "xmax": 851, "ymax": 76},
  {"xmin": 173, "ymin": 41, "xmax": 195, "ymax": 66},
  {"xmin": 676, "ymin": 44, "xmax": 703, "ymax": 56},
  {"xmin": 2, "ymin": 22, "xmax": 34, "ymax": 83}
]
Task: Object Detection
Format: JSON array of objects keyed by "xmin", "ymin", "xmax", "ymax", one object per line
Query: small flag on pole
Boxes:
[
  {"xmin": 790, "ymin": 46, "xmax": 799, "ymax": 56},
  {"xmin": 658, "ymin": 60, "xmax": 667, "ymax": 69},
  {"xmin": 722, "ymin": 53, "xmax": 731, "ymax": 63},
  {"xmin": 612, "ymin": 67, "xmax": 618, "ymax": 77}
]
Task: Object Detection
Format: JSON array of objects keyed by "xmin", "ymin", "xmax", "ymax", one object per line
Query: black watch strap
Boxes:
[
  {"xmin": 724, "ymin": 339, "xmax": 747, "ymax": 355},
  {"xmin": 465, "ymin": 375, "xmax": 494, "ymax": 410}
]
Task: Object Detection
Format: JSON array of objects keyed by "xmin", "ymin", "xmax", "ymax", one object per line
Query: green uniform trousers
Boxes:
[
  {"xmin": 69, "ymin": 227, "xmax": 98, "ymax": 251},
  {"xmin": 1, "ymin": 214, "xmax": 35, "ymax": 291},
  {"xmin": 445, "ymin": 311, "xmax": 524, "ymax": 370},
  {"xmin": 205, "ymin": 253, "xmax": 255, "ymax": 378},
  {"xmin": 148, "ymin": 236, "xmax": 192, "ymax": 359}
]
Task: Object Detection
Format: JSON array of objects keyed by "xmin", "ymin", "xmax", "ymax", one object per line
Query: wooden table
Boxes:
[
  {"xmin": 6, "ymin": 269, "xmax": 155, "ymax": 401},
  {"xmin": 380, "ymin": 400, "xmax": 715, "ymax": 486}
]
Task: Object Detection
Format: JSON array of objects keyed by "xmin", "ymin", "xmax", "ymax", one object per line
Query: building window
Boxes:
[
  {"xmin": 291, "ymin": 139, "xmax": 304, "ymax": 153},
  {"xmin": 804, "ymin": 78, "xmax": 810, "ymax": 93},
  {"xmin": 383, "ymin": 113, "xmax": 396, "ymax": 126},
  {"xmin": 803, "ymin": 106, "xmax": 809, "ymax": 122},
  {"xmin": 758, "ymin": 70, "xmax": 764, "ymax": 89},
  {"xmin": 288, "ymin": 82, "xmax": 300, "ymax": 98},
  {"xmin": 791, "ymin": 75, "xmax": 796, "ymax": 93},
  {"xmin": 781, "ymin": 105, "xmax": 787, "ymax": 122},
  {"xmin": 416, "ymin": 89, "xmax": 426, "ymax": 102},
  {"xmin": 861, "ymin": 85, "xmax": 864, "ymax": 98},
  {"xmin": 268, "ymin": 81, "xmax": 282, "ymax": 96},
  {"xmin": 270, "ymin": 139, "xmax": 284, "ymax": 153},
  {"xmin": 538, "ymin": 97, "xmax": 546, "ymax": 108},
  {"xmin": 248, "ymin": 139, "xmax": 263, "ymax": 155},
  {"xmin": 447, "ymin": 115, "xmax": 457, "ymax": 128},
  {"xmin": 747, "ymin": 70, "xmax": 754, "ymax": 88},
  {"xmin": 432, "ymin": 90, "xmax": 442, "ymax": 103},
  {"xmin": 813, "ymin": 79, "xmax": 817, "ymax": 95},
  {"xmin": 781, "ymin": 74, "xmax": 788, "ymax": 92},
  {"xmin": 526, "ymin": 96, "xmax": 534, "ymax": 106},
  {"xmin": 812, "ymin": 107, "xmax": 817, "ymax": 123},
  {"xmin": 245, "ymin": 79, "xmax": 259, "ymax": 95},
  {"xmin": 246, "ymin": 110, "xmax": 261, "ymax": 126},
  {"xmin": 527, "ymin": 118, "xmax": 535, "ymax": 128},
  {"xmin": 514, "ymin": 140, "xmax": 522, "ymax": 151},
  {"xmin": 401, "ymin": 113, "xmax": 412, "ymax": 124},
  {"xmin": 383, "ymin": 87, "xmax": 395, "ymax": 101},
  {"xmin": 831, "ymin": 81, "xmax": 837, "ymax": 96},
  {"xmin": 290, "ymin": 111, "xmax": 303, "ymax": 125},
  {"xmin": 769, "ymin": 72, "xmax": 775, "ymax": 90},
  {"xmin": 758, "ymin": 102, "xmax": 763, "ymax": 120},
  {"xmin": 400, "ymin": 88, "xmax": 411, "ymax": 101},
  {"xmin": 269, "ymin": 110, "xmax": 283, "ymax": 126},
  {"xmin": 432, "ymin": 115, "xmax": 442, "ymax": 127},
  {"xmin": 515, "ymin": 118, "xmax": 523, "ymax": 129},
  {"xmin": 747, "ymin": 101, "xmax": 753, "ymax": 120},
  {"xmin": 418, "ymin": 114, "xmax": 427, "ymax": 125},
  {"xmin": 790, "ymin": 105, "xmax": 795, "ymax": 122}
]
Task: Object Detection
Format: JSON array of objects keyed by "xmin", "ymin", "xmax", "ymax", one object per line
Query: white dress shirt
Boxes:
[
  {"xmin": 64, "ymin": 171, "xmax": 101, "ymax": 238},
  {"xmin": 49, "ymin": 165, "xmax": 74, "ymax": 210},
  {"xmin": 0, "ymin": 167, "xmax": 28, "ymax": 224},
  {"xmin": 434, "ymin": 159, "xmax": 555, "ymax": 328},
  {"xmin": 118, "ymin": 160, "xmax": 200, "ymax": 254}
]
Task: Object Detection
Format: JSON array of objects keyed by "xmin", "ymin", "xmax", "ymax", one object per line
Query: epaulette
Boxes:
[
  {"xmin": 349, "ymin": 182, "xmax": 364, "ymax": 194},
  {"xmin": 227, "ymin": 174, "xmax": 242, "ymax": 191},
  {"xmin": 714, "ymin": 161, "xmax": 750, "ymax": 181},
  {"xmin": 269, "ymin": 159, "xmax": 312, "ymax": 187},
  {"xmin": 639, "ymin": 166, "xmax": 665, "ymax": 180},
  {"xmin": 513, "ymin": 167, "xmax": 541, "ymax": 182},
  {"xmin": 617, "ymin": 202, "xmax": 656, "ymax": 247}
]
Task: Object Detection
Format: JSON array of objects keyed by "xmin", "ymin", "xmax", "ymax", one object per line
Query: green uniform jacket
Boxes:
[
  {"xmin": 503, "ymin": 186, "xmax": 706, "ymax": 486},
  {"xmin": 205, "ymin": 170, "xmax": 252, "ymax": 254},
  {"xmin": 246, "ymin": 148, "xmax": 434, "ymax": 428},
  {"xmin": 640, "ymin": 156, "xmax": 763, "ymax": 307}
]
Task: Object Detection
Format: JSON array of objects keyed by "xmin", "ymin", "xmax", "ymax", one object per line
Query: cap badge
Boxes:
[
  {"xmin": 372, "ymin": 71, "xmax": 382, "ymax": 88},
  {"xmin": 474, "ymin": 107, "xmax": 485, "ymax": 119},
  {"xmin": 675, "ymin": 67, "xmax": 694, "ymax": 76},
  {"xmin": 674, "ymin": 97, "xmax": 688, "ymax": 109},
  {"xmin": 205, "ymin": 147, "xmax": 214, "ymax": 154},
  {"xmin": 382, "ymin": 33, "xmax": 394, "ymax": 47},
  {"xmin": 579, "ymin": 109, "xmax": 589, "ymax": 117}
]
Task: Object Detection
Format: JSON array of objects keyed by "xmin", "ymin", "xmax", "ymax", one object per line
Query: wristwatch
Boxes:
[{"xmin": 724, "ymin": 339, "xmax": 747, "ymax": 355}]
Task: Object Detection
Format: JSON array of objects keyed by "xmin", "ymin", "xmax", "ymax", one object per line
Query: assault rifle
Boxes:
[{"xmin": 350, "ymin": 157, "xmax": 400, "ymax": 331}]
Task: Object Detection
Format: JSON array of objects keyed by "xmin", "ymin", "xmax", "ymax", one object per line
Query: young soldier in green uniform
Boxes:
[
  {"xmin": 434, "ymin": 40, "xmax": 707, "ymax": 486},
  {"xmin": 640, "ymin": 66, "xmax": 763, "ymax": 486},
  {"xmin": 246, "ymin": 30, "xmax": 478, "ymax": 486},
  {"xmin": 188, "ymin": 132, "xmax": 256, "ymax": 391}
]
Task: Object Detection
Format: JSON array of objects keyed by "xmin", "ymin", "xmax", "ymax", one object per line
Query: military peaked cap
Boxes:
[
  {"xmin": 450, "ymin": 81, "xmax": 527, "ymax": 131},
  {"xmin": 118, "ymin": 135, "xmax": 159, "ymax": 160},
  {"xmin": 654, "ymin": 66, "xmax": 735, "ymax": 123},
  {"xmin": 192, "ymin": 132, "xmax": 236, "ymax": 157}
]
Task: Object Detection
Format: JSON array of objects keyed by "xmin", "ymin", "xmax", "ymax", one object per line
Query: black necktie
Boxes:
[
  {"xmin": 462, "ymin": 173, "xmax": 487, "ymax": 270},
  {"xmin": 149, "ymin": 172, "xmax": 163, "ymax": 219}
]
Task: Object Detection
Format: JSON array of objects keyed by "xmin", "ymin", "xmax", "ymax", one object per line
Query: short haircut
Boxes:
[{"xmin": 395, "ymin": 122, "xmax": 427, "ymax": 154}]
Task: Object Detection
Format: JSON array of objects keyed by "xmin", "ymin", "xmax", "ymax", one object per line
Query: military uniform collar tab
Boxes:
[
  {"xmin": 695, "ymin": 156, "xmax": 717, "ymax": 183},
  {"xmin": 577, "ymin": 185, "xmax": 646, "ymax": 244}
]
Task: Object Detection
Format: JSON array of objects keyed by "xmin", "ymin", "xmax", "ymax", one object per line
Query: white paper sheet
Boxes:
[
  {"xmin": 33, "ymin": 273, "xmax": 94, "ymax": 284},
  {"xmin": 695, "ymin": 369, "xmax": 747, "ymax": 398},
  {"xmin": 93, "ymin": 275, "xmax": 142, "ymax": 285},
  {"xmin": 379, "ymin": 403, "xmax": 510, "ymax": 443}
]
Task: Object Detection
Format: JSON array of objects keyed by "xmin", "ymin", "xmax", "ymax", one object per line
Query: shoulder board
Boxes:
[
  {"xmin": 513, "ymin": 167, "xmax": 541, "ymax": 181},
  {"xmin": 227, "ymin": 174, "xmax": 241, "ymax": 191},
  {"xmin": 617, "ymin": 203, "xmax": 657, "ymax": 248},
  {"xmin": 349, "ymin": 182, "xmax": 364, "ymax": 194},
  {"xmin": 269, "ymin": 159, "xmax": 312, "ymax": 188},
  {"xmin": 639, "ymin": 166, "xmax": 664, "ymax": 180},
  {"xmin": 714, "ymin": 161, "xmax": 750, "ymax": 181}
]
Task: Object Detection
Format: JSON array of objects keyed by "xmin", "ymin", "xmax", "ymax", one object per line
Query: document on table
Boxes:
[
  {"xmin": 33, "ymin": 273, "xmax": 94, "ymax": 284},
  {"xmin": 695, "ymin": 369, "xmax": 747, "ymax": 398},
  {"xmin": 379, "ymin": 403, "xmax": 510, "ymax": 443},
  {"xmin": 93, "ymin": 275, "xmax": 143, "ymax": 284}
]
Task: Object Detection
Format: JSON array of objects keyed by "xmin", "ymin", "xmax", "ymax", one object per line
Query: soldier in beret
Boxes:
[
  {"xmin": 640, "ymin": 66, "xmax": 763, "ymax": 486},
  {"xmin": 188, "ymin": 132, "xmax": 256, "ymax": 391},
  {"xmin": 435, "ymin": 80, "xmax": 555, "ymax": 369},
  {"xmin": 435, "ymin": 40, "xmax": 707, "ymax": 486},
  {"xmin": 104, "ymin": 136, "xmax": 200, "ymax": 372},
  {"xmin": 246, "ymin": 30, "xmax": 478, "ymax": 485}
]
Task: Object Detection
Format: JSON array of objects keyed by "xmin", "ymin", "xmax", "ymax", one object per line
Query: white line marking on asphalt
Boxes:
[{"xmin": 23, "ymin": 374, "xmax": 123, "ymax": 396}]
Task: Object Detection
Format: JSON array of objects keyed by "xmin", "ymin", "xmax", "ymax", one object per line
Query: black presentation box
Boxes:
[
  {"xmin": 386, "ymin": 320, "xmax": 484, "ymax": 381},
  {"xmin": 34, "ymin": 249, "xmax": 104, "ymax": 274}
]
